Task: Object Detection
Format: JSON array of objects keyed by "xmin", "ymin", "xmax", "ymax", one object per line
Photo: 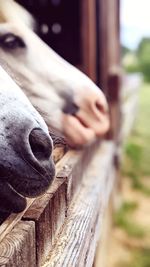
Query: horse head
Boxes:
[
  {"xmin": 0, "ymin": 65, "xmax": 55, "ymax": 214},
  {"xmin": 0, "ymin": 0, "xmax": 109, "ymax": 146}
]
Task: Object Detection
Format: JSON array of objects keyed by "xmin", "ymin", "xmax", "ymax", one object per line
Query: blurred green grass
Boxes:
[
  {"xmin": 122, "ymin": 83, "xmax": 150, "ymax": 194},
  {"xmin": 114, "ymin": 201, "xmax": 146, "ymax": 238},
  {"xmin": 115, "ymin": 83, "xmax": 150, "ymax": 267},
  {"xmin": 119, "ymin": 249, "xmax": 150, "ymax": 267}
]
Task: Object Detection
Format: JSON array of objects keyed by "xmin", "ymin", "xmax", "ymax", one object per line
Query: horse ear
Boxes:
[
  {"xmin": 11, "ymin": 1, "xmax": 36, "ymax": 30},
  {"xmin": 0, "ymin": 0, "xmax": 35, "ymax": 30}
]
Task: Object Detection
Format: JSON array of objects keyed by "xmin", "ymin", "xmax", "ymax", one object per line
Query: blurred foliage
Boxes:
[
  {"xmin": 115, "ymin": 83, "xmax": 150, "ymax": 267},
  {"xmin": 122, "ymin": 83, "xmax": 150, "ymax": 195},
  {"xmin": 122, "ymin": 37, "xmax": 150, "ymax": 81},
  {"xmin": 137, "ymin": 38, "xmax": 150, "ymax": 82},
  {"xmin": 128, "ymin": 249, "xmax": 150, "ymax": 267},
  {"xmin": 114, "ymin": 201, "xmax": 145, "ymax": 238},
  {"xmin": 121, "ymin": 45, "xmax": 131, "ymax": 57},
  {"xmin": 118, "ymin": 249, "xmax": 150, "ymax": 267},
  {"xmin": 114, "ymin": 77, "xmax": 150, "ymax": 267},
  {"xmin": 122, "ymin": 52, "xmax": 140, "ymax": 74}
]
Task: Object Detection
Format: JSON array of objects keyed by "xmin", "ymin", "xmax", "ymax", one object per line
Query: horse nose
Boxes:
[{"xmin": 29, "ymin": 128, "xmax": 52, "ymax": 162}]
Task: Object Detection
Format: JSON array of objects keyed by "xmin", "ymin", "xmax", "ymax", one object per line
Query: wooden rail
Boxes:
[{"xmin": 0, "ymin": 141, "xmax": 115, "ymax": 267}]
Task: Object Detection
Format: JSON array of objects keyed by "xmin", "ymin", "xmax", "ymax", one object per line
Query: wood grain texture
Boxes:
[
  {"xmin": 80, "ymin": 0, "xmax": 97, "ymax": 81},
  {"xmin": 53, "ymin": 146, "xmax": 67, "ymax": 163},
  {"xmin": 0, "ymin": 198, "xmax": 35, "ymax": 243},
  {"xmin": 97, "ymin": 0, "xmax": 121, "ymax": 140},
  {"xmin": 51, "ymin": 132, "xmax": 68, "ymax": 163},
  {"xmin": 22, "ymin": 149, "xmax": 84, "ymax": 267},
  {"xmin": 0, "ymin": 149, "xmax": 79, "ymax": 243},
  {"xmin": 23, "ymin": 144, "xmax": 98, "ymax": 266},
  {"xmin": 93, "ymin": 198, "xmax": 114, "ymax": 267},
  {"xmin": 57, "ymin": 142, "xmax": 99, "ymax": 205},
  {"xmin": 0, "ymin": 221, "xmax": 35, "ymax": 267},
  {"xmin": 23, "ymin": 180, "xmax": 67, "ymax": 267},
  {"xmin": 21, "ymin": 150, "xmax": 79, "ymax": 267},
  {"xmin": 0, "ymin": 142, "xmax": 115, "ymax": 267},
  {"xmin": 42, "ymin": 142, "xmax": 115, "ymax": 267},
  {"xmin": 0, "ymin": 144, "xmax": 67, "ymax": 225}
]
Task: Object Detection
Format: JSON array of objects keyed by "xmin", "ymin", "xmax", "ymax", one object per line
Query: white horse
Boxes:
[
  {"xmin": 0, "ymin": 0, "xmax": 109, "ymax": 147},
  {"xmin": 0, "ymin": 65, "xmax": 55, "ymax": 214}
]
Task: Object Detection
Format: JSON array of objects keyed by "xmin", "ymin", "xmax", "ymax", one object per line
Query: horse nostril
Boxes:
[
  {"xmin": 29, "ymin": 129, "xmax": 52, "ymax": 161},
  {"xmin": 96, "ymin": 102, "xmax": 102, "ymax": 111},
  {"xmin": 63, "ymin": 101, "xmax": 79, "ymax": 115}
]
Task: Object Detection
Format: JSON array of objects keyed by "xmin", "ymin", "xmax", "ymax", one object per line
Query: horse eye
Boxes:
[{"xmin": 0, "ymin": 33, "xmax": 26, "ymax": 50}]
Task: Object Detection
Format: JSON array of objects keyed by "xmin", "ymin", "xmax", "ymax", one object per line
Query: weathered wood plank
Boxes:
[
  {"xmin": 0, "ymin": 198, "xmax": 35, "ymax": 243},
  {"xmin": 52, "ymin": 146, "xmax": 67, "ymax": 163},
  {"xmin": 23, "ymin": 179, "xmax": 67, "ymax": 267},
  {"xmin": 22, "ymin": 149, "xmax": 84, "ymax": 267},
  {"xmin": 93, "ymin": 201, "xmax": 113, "ymax": 267},
  {"xmin": 42, "ymin": 142, "xmax": 115, "ymax": 267},
  {"xmin": 84, "ymin": 212, "xmax": 102, "ymax": 267},
  {"xmin": 0, "ymin": 143, "xmax": 67, "ymax": 225},
  {"xmin": 0, "ymin": 141, "xmax": 115, "ymax": 267},
  {"xmin": 50, "ymin": 132, "xmax": 68, "ymax": 163},
  {"xmin": 60, "ymin": 142, "xmax": 99, "ymax": 203},
  {"xmin": 23, "ymin": 144, "xmax": 98, "ymax": 266},
  {"xmin": 80, "ymin": 0, "xmax": 97, "ymax": 81},
  {"xmin": 0, "ymin": 221, "xmax": 35, "ymax": 267},
  {"xmin": 0, "ymin": 149, "xmax": 78, "ymax": 243}
]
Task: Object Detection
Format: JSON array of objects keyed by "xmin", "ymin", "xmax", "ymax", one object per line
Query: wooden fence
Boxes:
[{"xmin": 0, "ymin": 141, "xmax": 115, "ymax": 267}]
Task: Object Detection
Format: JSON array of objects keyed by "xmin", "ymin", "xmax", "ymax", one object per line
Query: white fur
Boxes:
[
  {"xmin": 0, "ymin": 64, "xmax": 49, "ymax": 135},
  {"xmin": 0, "ymin": 0, "xmax": 34, "ymax": 28}
]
